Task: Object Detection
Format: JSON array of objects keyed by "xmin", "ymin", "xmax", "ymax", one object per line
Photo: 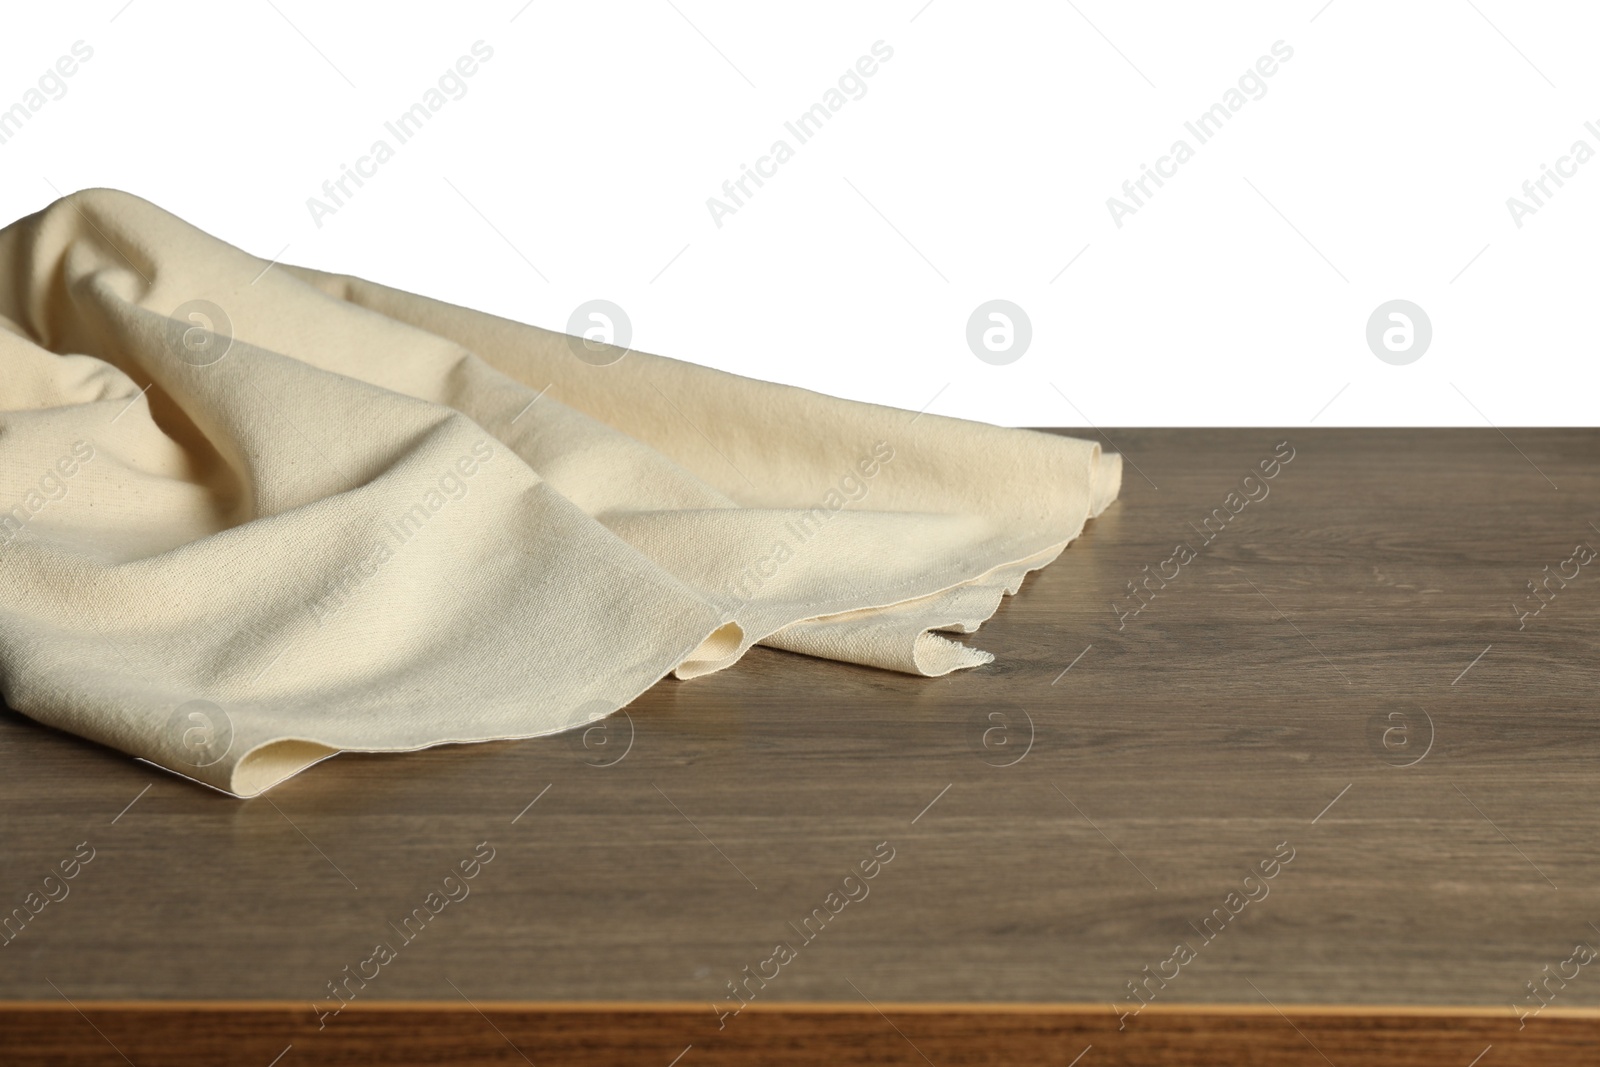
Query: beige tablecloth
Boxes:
[{"xmin": 0, "ymin": 189, "xmax": 1120, "ymax": 795}]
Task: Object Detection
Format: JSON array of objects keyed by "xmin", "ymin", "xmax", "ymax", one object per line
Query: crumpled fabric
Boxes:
[{"xmin": 0, "ymin": 189, "xmax": 1120, "ymax": 795}]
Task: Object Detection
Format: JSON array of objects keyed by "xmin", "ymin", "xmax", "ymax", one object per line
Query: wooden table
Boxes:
[{"xmin": 5, "ymin": 428, "xmax": 1600, "ymax": 1066}]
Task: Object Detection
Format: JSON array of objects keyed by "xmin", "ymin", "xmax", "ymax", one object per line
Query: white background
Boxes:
[{"xmin": 2, "ymin": 0, "xmax": 1595, "ymax": 427}]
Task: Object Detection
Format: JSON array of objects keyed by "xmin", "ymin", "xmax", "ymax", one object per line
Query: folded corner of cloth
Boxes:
[{"xmin": 0, "ymin": 187, "xmax": 1121, "ymax": 796}]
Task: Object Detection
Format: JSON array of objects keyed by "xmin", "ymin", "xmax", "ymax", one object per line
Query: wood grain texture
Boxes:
[
  {"xmin": 3, "ymin": 429, "xmax": 1600, "ymax": 1062},
  {"xmin": 1, "ymin": 1003, "xmax": 1599, "ymax": 1066}
]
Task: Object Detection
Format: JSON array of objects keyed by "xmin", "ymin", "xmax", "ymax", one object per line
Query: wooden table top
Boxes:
[{"xmin": 5, "ymin": 428, "xmax": 1600, "ymax": 1065}]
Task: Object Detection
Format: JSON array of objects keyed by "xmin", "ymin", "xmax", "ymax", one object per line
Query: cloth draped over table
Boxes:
[{"xmin": 0, "ymin": 190, "xmax": 1120, "ymax": 796}]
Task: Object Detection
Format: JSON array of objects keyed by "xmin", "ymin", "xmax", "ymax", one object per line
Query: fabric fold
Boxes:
[{"xmin": 0, "ymin": 189, "xmax": 1119, "ymax": 796}]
